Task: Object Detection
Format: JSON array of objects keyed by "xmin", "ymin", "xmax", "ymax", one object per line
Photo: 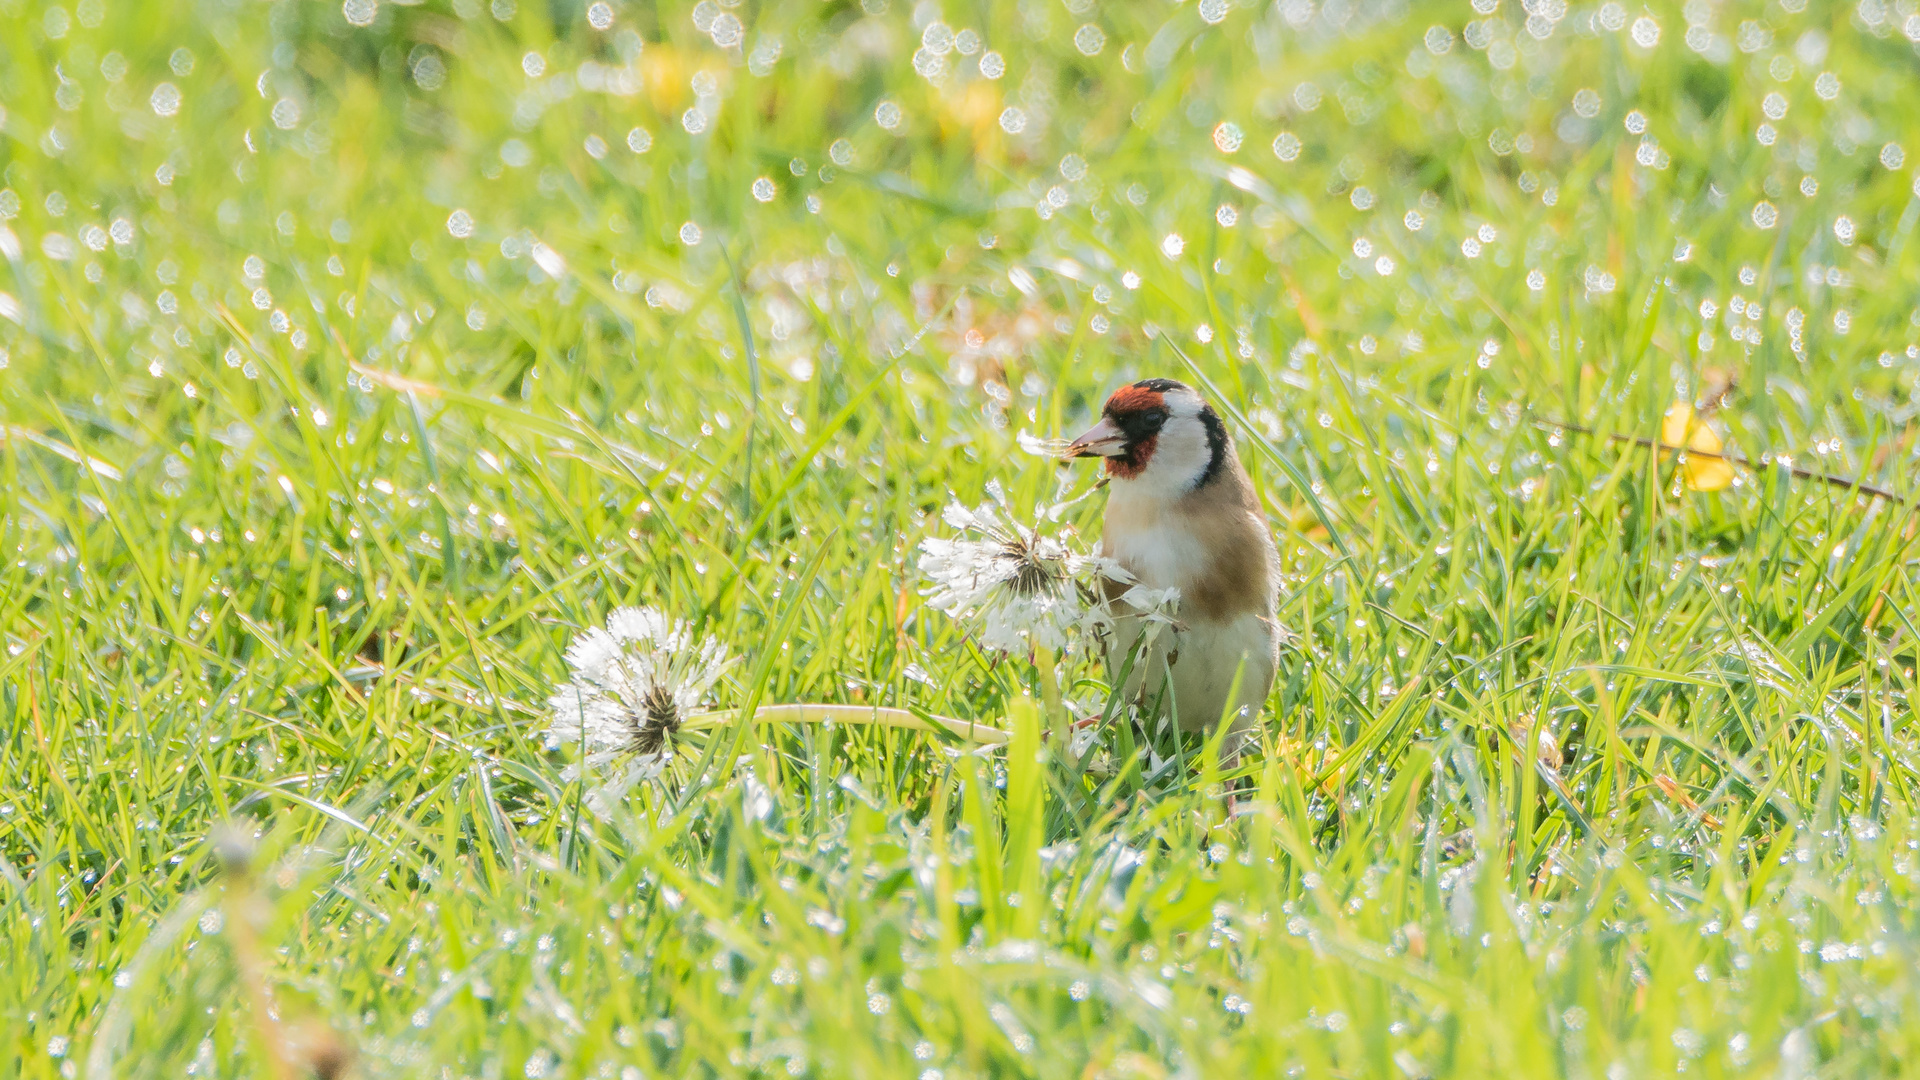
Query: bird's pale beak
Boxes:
[{"xmin": 1067, "ymin": 417, "xmax": 1127, "ymax": 458}]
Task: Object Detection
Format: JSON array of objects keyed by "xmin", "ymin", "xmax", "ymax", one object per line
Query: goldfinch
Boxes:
[{"xmin": 1067, "ymin": 378, "xmax": 1281, "ymax": 759}]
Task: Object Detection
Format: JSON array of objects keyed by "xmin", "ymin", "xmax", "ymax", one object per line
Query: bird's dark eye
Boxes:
[{"xmin": 1109, "ymin": 406, "xmax": 1170, "ymax": 441}]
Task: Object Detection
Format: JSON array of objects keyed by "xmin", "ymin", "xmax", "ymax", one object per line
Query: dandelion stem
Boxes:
[{"xmin": 679, "ymin": 704, "xmax": 1011, "ymax": 745}]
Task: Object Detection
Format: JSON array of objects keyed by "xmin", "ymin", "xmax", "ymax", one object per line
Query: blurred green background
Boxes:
[{"xmin": 5, "ymin": 0, "xmax": 1920, "ymax": 1075}]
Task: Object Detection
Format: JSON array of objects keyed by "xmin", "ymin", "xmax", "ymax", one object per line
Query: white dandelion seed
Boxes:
[
  {"xmin": 548, "ymin": 607, "xmax": 734, "ymax": 805},
  {"xmin": 918, "ymin": 484, "xmax": 1131, "ymax": 654}
]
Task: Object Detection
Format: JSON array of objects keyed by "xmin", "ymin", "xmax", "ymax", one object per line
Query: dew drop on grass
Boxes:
[
  {"xmin": 1199, "ymin": 0, "xmax": 1229, "ymax": 24},
  {"xmin": 1403, "ymin": 209, "xmax": 1423, "ymax": 230},
  {"xmin": 1272, "ymin": 131, "xmax": 1301, "ymax": 161},
  {"xmin": 447, "ymin": 209, "xmax": 474, "ymax": 238},
  {"xmin": 679, "ymin": 222, "xmax": 703, "ymax": 245},
  {"xmin": 1762, "ymin": 92, "xmax": 1787, "ymax": 120},
  {"xmin": 1527, "ymin": 269, "xmax": 1545, "ymax": 290},
  {"xmin": 587, "ymin": 1, "xmax": 612, "ymax": 29},
  {"xmin": 1881, "ymin": 143, "xmax": 1906, "ymax": 170},
  {"xmin": 682, "ymin": 108, "xmax": 709, "ymax": 134},
  {"xmin": 1161, "ymin": 233, "xmax": 1184, "ymax": 257},
  {"xmin": 522, "ymin": 52, "xmax": 545, "ymax": 78},
  {"xmin": 271, "ymin": 98, "xmax": 300, "ymax": 130},
  {"xmin": 626, "ymin": 127, "xmax": 652, "ymax": 153},
  {"xmin": 1751, "ymin": 201, "xmax": 1778, "ymax": 228},
  {"xmin": 1629, "ymin": 15, "xmax": 1659, "ymax": 46},
  {"xmin": 170, "ymin": 47, "xmax": 195, "ymax": 76},
  {"xmin": 999, "ymin": 107, "xmax": 1027, "ymax": 134},
  {"xmin": 1814, "ymin": 72, "xmax": 1839, "ymax": 99},
  {"xmin": 828, "ymin": 138, "xmax": 853, "ymax": 166},
  {"xmin": 979, "ymin": 51, "xmax": 1006, "ymax": 79},
  {"xmin": 1216, "ymin": 204, "xmax": 1237, "ymax": 226},
  {"xmin": 1624, "ymin": 110, "xmax": 1647, "ymax": 134},
  {"xmin": 150, "ymin": 83, "xmax": 181, "ymax": 117},
  {"xmin": 875, "ymin": 100, "xmax": 902, "ymax": 130},
  {"xmin": 343, "ymin": 0, "xmax": 377, "ymax": 25},
  {"xmin": 1074, "ymin": 23, "xmax": 1105, "ymax": 55},
  {"xmin": 752, "ymin": 177, "xmax": 776, "ymax": 202}
]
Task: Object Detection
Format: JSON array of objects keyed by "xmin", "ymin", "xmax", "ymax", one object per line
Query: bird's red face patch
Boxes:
[
  {"xmin": 1105, "ymin": 435, "xmax": 1156, "ymax": 479},
  {"xmin": 1105, "ymin": 385, "xmax": 1166, "ymax": 417}
]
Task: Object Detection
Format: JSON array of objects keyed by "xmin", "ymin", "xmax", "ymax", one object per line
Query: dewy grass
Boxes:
[{"xmin": 4, "ymin": 0, "xmax": 1920, "ymax": 1076}]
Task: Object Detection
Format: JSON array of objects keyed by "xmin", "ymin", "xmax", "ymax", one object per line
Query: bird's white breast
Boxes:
[{"xmin": 1103, "ymin": 487, "xmax": 1208, "ymax": 589}]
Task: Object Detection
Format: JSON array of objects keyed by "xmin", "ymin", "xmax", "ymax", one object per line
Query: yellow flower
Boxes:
[{"xmin": 1661, "ymin": 403, "xmax": 1734, "ymax": 491}]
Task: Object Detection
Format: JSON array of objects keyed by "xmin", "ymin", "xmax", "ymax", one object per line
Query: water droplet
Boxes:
[
  {"xmin": 150, "ymin": 83, "xmax": 181, "ymax": 117},
  {"xmin": 1572, "ymin": 88, "xmax": 1601, "ymax": 118},
  {"xmin": 626, "ymin": 127, "xmax": 652, "ymax": 153},
  {"xmin": 829, "ymin": 138, "xmax": 853, "ymax": 166},
  {"xmin": 1350, "ymin": 185, "xmax": 1374, "ymax": 210},
  {"xmin": 343, "ymin": 0, "xmax": 377, "ymax": 26},
  {"xmin": 682, "ymin": 108, "xmax": 709, "ymax": 134},
  {"xmin": 1461, "ymin": 237, "xmax": 1481, "ymax": 258},
  {"xmin": 1814, "ymin": 71, "xmax": 1840, "ymax": 99},
  {"xmin": 1352, "ymin": 237, "xmax": 1373, "ymax": 258},
  {"xmin": 1425, "ymin": 25, "xmax": 1454, "ymax": 53},
  {"xmin": 1161, "ymin": 233, "xmax": 1185, "ymax": 258},
  {"xmin": 1881, "ymin": 143, "xmax": 1906, "ymax": 170},
  {"xmin": 170, "ymin": 48, "xmax": 196, "ymax": 76},
  {"xmin": 998, "ymin": 107, "xmax": 1027, "ymax": 134},
  {"xmin": 1272, "ymin": 131, "xmax": 1302, "ymax": 161},
  {"xmin": 1477, "ymin": 223, "xmax": 1496, "ymax": 243},
  {"xmin": 1374, "ymin": 255, "xmax": 1395, "ymax": 275},
  {"xmin": 1629, "ymin": 15, "xmax": 1660, "ymax": 46},
  {"xmin": 587, "ymin": 1, "xmax": 613, "ymax": 29},
  {"xmin": 1199, "ymin": 0, "xmax": 1229, "ymax": 24},
  {"xmin": 1624, "ymin": 109, "xmax": 1647, "ymax": 134},
  {"xmin": 1074, "ymin": 23, "xmax": 1106, "ymax": 55},
  {"xmin": 1213, "ymin": 121, "xmax": 1243, "ymax": 153},
  {"xmin": 752, "ymin": 177, "xmax": 776, "ymax": 202},
  {"xmin": 522, "ymin": 52, "xmax": 546, "ymax": 78},
  {"xmin": 979, "ymin": 51, "xmax": 1006, "ymax": 79},
  {"xmin": 271, "ymin": 98, "xmax": 301, "ymax": 130},
  {"xmin": 875, "ymin": 100, "xmax": 903, "ymax": 130},
  {"xmin": 1527, "ymin": 269, "xmax": 1546, "ymax": 290},
  {"xmin": 1833, "ymin": 215, "xmax": 1855, "ymax": 245},
  {"xmin": 1403, "ymin": 209, "xmax": 1424, "ymax": 230},
  {"xmin": 447, "ymin": 209, "xmax": 474, "ymax": 238},
  {"xmin": 679, "ymin": 222, "xmax": 703, "ymax": 245},
  {"xmin": 1216, "ymin": 204, "xmax": 1237, "ymax": 226},
  {"xmin": 1762, "ymin": 92, "xmax": 1788, "ymax": 120},
  {"xmin": 1293, "ymin": 82, "xmax": 1322, "ymax": 110},
  {"xmin": 1751, "ymin": 201, "xmax": 1778, "ymax": 228}
]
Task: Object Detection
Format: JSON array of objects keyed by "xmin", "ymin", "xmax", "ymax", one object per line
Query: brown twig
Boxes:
[{"xmin": 1537, "ymin": 418, "xmax": 1913, "ymax": 505}]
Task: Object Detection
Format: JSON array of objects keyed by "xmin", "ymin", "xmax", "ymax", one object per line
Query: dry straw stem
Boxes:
[{"xmin": 1540, "ymin": 418, "xmax": 1913, "ymax": 505}]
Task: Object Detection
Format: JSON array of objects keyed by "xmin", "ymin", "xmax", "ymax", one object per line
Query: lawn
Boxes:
[{"xmin": 5, "ymin": 0, "xmax": 1920, "ymax": 1075}]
